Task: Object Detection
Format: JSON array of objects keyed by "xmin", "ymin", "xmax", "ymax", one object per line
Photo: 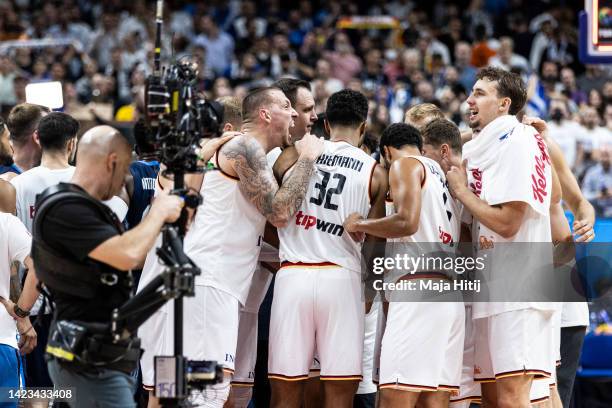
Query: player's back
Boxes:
[
  {"xmin": 279, "ymin": 140, "xmax": 377, "ymax": 272},
  {"xmin": 126, "ymin": 160, "xmax": 159, "ymax": 228},
  {"xmin": 11, "ymin": 166, "xmax": 75, "ymax": 232}
]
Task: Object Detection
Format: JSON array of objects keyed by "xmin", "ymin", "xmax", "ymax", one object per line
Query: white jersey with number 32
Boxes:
[{"xmin": 279, "ymin": 140, "xmax": 377, "ymax": 272}]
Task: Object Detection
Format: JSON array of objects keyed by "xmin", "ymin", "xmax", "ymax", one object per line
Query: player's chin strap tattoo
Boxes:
[{"xmin": 225, "ymin": 137, "xmax": 316, "ymax": 227}]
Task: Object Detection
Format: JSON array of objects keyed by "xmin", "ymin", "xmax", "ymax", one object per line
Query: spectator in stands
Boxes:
[
  {"xmin": 547, "ymin": 96, "xmax": 582, "ymax": 171},
  {"xmin": 454, "ymin": 42, "xmax": 478, "ymax": 91},
  {"xmin": 529, "ymin": 13, "xmax": 557, "ymax": 72},
  {"xmin": 489, "ymin": 37, "xmax": 530, "ymax": 73},
  {"xmin": 560, "ymin": 67, "xmax": 587, "ymax": 107},
  {"xmin": 325, "ymin": 32, "xmax": 363, "ymax": 85},
  {"xmin": 90, "ymin": 10, "xmax": 121, "ymax": 72},
  {"xmin": 194, "ymin": 15, "xmax": 235, "ymax": 77},
  {"xmin": 581, "ymin": 147, "xmax": 612, "ymax": 217},
  {"xmin": 0, "ymin": 54, "xmax": 17, "ymax": 108},
  {"xmin": 577, "ymin": 65, "xmax": 609, "ymax": 95},
  {"xmin": 605, "ymin": 104, "xmax": 612, "ymax": 131},
  {"xmin": 470, "ymin": 23, "xmax": 496, "ymax": 68}
]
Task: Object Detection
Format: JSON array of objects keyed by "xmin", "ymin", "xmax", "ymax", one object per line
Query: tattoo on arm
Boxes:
[
  {"xmin": 225, "ymin": 137, "xmax": 315, "ymax": 227},
  {"xmin": 9, "ymin": 262, "xmax": 22, "ymax": 302}
]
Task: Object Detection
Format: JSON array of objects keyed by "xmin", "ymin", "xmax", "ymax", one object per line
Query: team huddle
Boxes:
[
  {"xmin": 2, "ymin": 66, "xmax": 590, "ymax": 408},
  {"xmin": 130, "ymin": 67, "xmax": 592, "ymax": 408}
]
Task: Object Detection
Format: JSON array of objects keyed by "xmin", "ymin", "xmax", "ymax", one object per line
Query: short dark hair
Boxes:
[
  {"xmin": 325, "ymin": 89, "xmax": 368, "ymax": 128},
  {"xmin": 476, "ymin": 67, "xmax": 527, "ymax": 115},
  {"xmin": 273, "ymin": 78, "xmax": 311, "ymax": 107},
  {"xmin": 37, "ymin": 112, "xmax": 79, "ymax": 151},
  {"xmin": 421, "ymin": 119, "xmax": 462, "ymax": 154},
  {"xmin": 6, "ymin": 103, "xmax": 49, "ymax": 145},
  {"xmin": 360, "ymin": 132, "xmax": 379, "ymax": 155},
  {"xmin": 380, "ymin": 123, "xmax": 422, "ymax": 155},
  {"xmin": 242, "ymin": 87, "xmax": 280, "ymax": 122}
]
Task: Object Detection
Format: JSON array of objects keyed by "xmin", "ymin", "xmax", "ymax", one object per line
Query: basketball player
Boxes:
[
  {"xmin": 404, "ymin": 103, "xmax": 445, "ymax": 129},
  {"xmin": 446, "ymin": 67, "xmax": 555, "ymax": 408},
  {"xmin": 0, "ymin": 180, "xmax": 15, "ymax": 213},
  {"xmin": 182, "ymin": 87, "xmax": 323, "ymax": 407},
  {"xmin": 269, "ymin": 89, "xmax": 387, "ymax": 408},
  {"xmin": 345, "ymin": 121, "xmax": 464, "ymax": 408},
  {"xmin": 419, "ymin": 119, "xmax": 481, "ymax": 408},
  {"xmin": 2, "ymin": 103, "xmax": 48, "ymax": 181}
]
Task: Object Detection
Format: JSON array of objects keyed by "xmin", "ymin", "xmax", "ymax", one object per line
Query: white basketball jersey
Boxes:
[
  {"xmin": 389, "ymin": 156, "xmax": 460, "ymax": 245},
  {"xmin": 279, "ymin": 140, "xmax": 377, "ymax": 272},
  {"xmin": 384, "ymin": 156, "xmax": 460, "ymax": 282},
  {"xmin": 184, "ymin": 150, "xmax": 266, "ymax": 305},
  {"xmin": 11, "ymin": 166, "xmax": 76, "ymax": 232}
]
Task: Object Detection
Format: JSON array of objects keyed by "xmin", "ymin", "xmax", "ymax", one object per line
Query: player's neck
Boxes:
[
  {"xmin": 241, "ymin": 125, "xmax": 272, "ymax": 153},
  {"xmin": 394, "ymin": 146, "xmax": 421, "ymax": 161},
  {"xmin": 12, "ymin": 144, "xmax": 39, "ymax": 172},
  {"xmin": 71, "ymin": 170, "xmax": 105, "ymax": 201},
  {"xmin": 41, "ymin": 150, "xmax": 70, "ymax": 170},
  {"xmin": 329, "ymin": 128, "xmax": 361, "ymax": 147}
]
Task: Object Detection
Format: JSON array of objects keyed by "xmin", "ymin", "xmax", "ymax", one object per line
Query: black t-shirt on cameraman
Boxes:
[{"xmin": 40, "ymin": 184, "xmax": 131, "ymax": 322}]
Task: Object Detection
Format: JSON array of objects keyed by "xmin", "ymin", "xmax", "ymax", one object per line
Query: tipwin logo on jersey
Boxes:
[{"xmin": 295, "ymin": 211, "xmax": 344, "ymax": 237}]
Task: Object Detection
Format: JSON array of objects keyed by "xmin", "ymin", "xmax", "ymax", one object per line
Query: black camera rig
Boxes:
[{"xmin": 107, "ymin": 0, "xmax": 224, "ymax": 404}]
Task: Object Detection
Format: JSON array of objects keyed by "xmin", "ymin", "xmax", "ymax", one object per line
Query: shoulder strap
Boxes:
[{"xmin": 34, "ymin": 183, "xmax": 123, "ymax": 238}]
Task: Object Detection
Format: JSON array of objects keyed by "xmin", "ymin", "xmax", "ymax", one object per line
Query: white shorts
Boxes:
[
  {"xmin": 379, "ymin": 301, "xmax": 465, "ymax": 395},
  {"xmin": 232, "ymin": 265, "xmax": 273, "ymax": 386},
  {"xmin": 268, "ymin": 264, "xmax": 364, "ymax": 381},
  {"xmin": 184, "ymin": 285, "xmax": 240, "ymax": 375},
  {"xmin": 450, "ymin": 304, "xmax": 482, "ymax": 406},
  {"xmin": 529, "ymin": 377, "xmax": 551, "ymax": 404},
  {"xmin": 357, "ymin": 299, "xmax": 379, "ymax": 395},
  {"xmin": 474, "ymin": 309, "xmax": 554, "ymax": 383},
  {"xmin": 139, "ymin": 301, "xmax": 174, "ymax": 389}
]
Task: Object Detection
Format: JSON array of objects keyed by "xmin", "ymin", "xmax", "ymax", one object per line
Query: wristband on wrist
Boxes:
[{"xmin": 13, "ymin": 304, "xmax": 30, "ymax": 318}]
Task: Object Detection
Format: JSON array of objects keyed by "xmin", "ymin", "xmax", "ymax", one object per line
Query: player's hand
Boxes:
[
  {"xmin": 573, "ymin": 219, "xmax": 595, "ymax": 242},
  {"xmin": 344, "ymin": 212, "xmax": 365, "ymax": 242},
  {"xmin": 16, "ymin": 317, "xmax": 37, "ymax": 355},
  {"xmin": 295, "ymin": 132, "xmax": 324, "ymax": 160},
  {"xmin": 150, "ymin": 191, "xmax": 184, "ymax": 224},
  {"xmin": 0, "ymin": 297, "xmax": 19, "ymax": 319},
  {"xmin": 198, "ymin": 132, "xmax": 241, "ymax": 164},
  {"xmin": 522, "ymin": 116, "xmax": 548, "ymax": 135},
  {"xmin": 446, "ymin": 160, "xmax": 469, "ymax": 198}
]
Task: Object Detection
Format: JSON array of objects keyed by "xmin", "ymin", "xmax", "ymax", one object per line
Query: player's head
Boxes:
[
  {"xmin": 75, "ymin": 125, "xmax": 132, "ymax": 200},
  {"xmin": 360, "ymin": 132, "xmax": 379, "ymax": 156},
  {"xmin": 404, "ymin": 103, "xmax": 445, "ymax": 129},
  {"xmin": 37, "ymin": 112, "xmax": 79, "ymax": 160},
  {"xmin": 325, "ymin": 89, "xmax": 368, "ymax": 143},
  {"xmin": 6, "ymin": 103, "xmax": 49, "ymax": 159},
  {"xmin": 273, "ymin": 78, "xmax": 317, "ymax": 142},
  {"xmin": 379, "ymin": 123, "xmax": 422, "ymax": 168},
  {"xmin": 242, "ymin": 86, "xmax": 297, "ymax": 149},
  {"xmin": 466, "ymin": 67, "xmax": 526, "ymax": 132},
  {"xmin": 217, "ymin": 96, "xmax": 242, "ymax": 131},
  {"xmin": 420, "ymin": 119, "xmax": 462, "ymax": 173}
]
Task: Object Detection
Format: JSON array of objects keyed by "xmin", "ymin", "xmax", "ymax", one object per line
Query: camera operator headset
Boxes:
[{"xmin": 31, "ymin": 125, "xmax": 183, "ymax": 408}]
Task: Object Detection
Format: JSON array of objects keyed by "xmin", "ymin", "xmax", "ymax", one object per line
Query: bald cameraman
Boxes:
[{"xmin": 32, "ymin": 126, "xmax": 183, "ymax": 408}]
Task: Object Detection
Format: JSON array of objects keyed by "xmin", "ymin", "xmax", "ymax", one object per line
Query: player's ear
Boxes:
[
  {"xmin": 324, "ymin": 119, "xmax": 330, "ymax": 135},
  {"xmin": 441, "ymin": 143, "xmax": 450, "ymax": 158},
  {"xmin": 500, "ymin": 97, "xmax": 511, "ymax": 111},
  {"xmin": 223, "ymin": 123, "xmax": 234, "ymax": 132},
  {"xmin": 359, "ymin": 121, "xmax": 366, "ymax": 136}
]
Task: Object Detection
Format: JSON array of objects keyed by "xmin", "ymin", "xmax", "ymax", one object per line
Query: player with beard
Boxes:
[
  {"xmin": 269, "ymin": 89, "xmax": 387, "ymax": 408},
  {"xmin": 181, "ymin": 87, "xmax": 323, "ymax": 407},
  {"xmin": 345, "ymin": 121, "xmax": 464, "ymax": 408},
  {"xmin": 446, "ymin": 67, "xmax": 555, "ymax": 408}
]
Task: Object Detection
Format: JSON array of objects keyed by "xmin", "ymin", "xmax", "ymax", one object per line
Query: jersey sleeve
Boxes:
[{"xmin": 7, "ymin": 215, "xmax": 31, "ymax": 264}]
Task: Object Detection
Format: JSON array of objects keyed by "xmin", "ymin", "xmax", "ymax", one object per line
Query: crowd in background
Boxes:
[{"xmin": 0, "ymin": 0, "xmax": 611, "ymax": 216}]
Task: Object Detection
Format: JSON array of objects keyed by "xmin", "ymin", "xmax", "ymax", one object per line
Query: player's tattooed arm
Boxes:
[{"xmin": 225, "ymin": 136, "xmax": 320, "ymax": 228}]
